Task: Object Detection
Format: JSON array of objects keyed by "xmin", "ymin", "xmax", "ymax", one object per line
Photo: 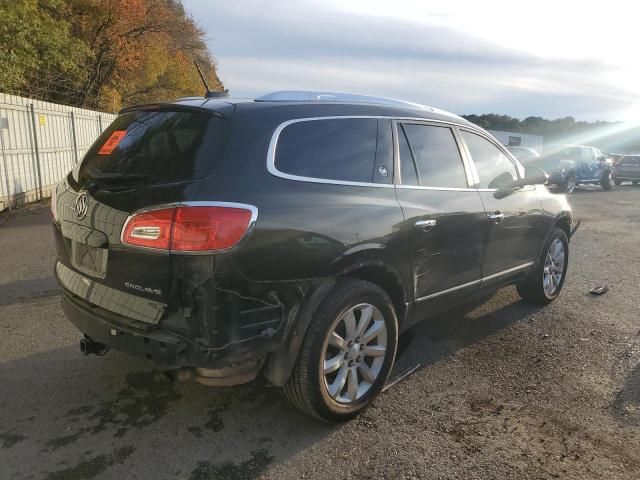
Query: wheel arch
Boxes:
[
  {"xmin": 554, "ymin": 214, "xmax": 572, "ymax": 241},
  {"xmin": 264, "ymin": 262, "xmax": 408, "ymax": 387},
  {"xmin": 338, "ymin": 263, "xmax": 408, "ymax": 327}
]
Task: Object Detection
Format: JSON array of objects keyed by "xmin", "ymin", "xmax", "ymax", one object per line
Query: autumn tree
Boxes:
[{"xmin": 0, "ymin": 0, "xmax": 223, "ymax": 111}]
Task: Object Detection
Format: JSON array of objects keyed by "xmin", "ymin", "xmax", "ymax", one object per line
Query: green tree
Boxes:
[{"xmin": 0, "ymin": 0, "xmax": 91, "ymax": 102}]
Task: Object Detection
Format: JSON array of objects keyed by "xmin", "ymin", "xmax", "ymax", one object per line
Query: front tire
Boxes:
[
  {"xmin": 601, "ymin": 171, "xmax": 613, "ymax": 190},
  {"xmin": 517, "ymin": 227, "xmax": 569, "ymax": 305},
  {"xmin": 563, "ymin": 174, "xmax": 576, "ymax": 194},
  {"xmin": 283, "ymin": 279, "xmax": 398, "ymax": 422}
]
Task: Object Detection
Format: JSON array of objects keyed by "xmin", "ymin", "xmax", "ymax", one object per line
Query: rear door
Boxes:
[
  {"xmin": 458, "ymin": 129, "xmax": 546, "ymax": 287},
  {"xmin": 393, "ymin": 121, "xmax": 486, "ymax": 323},
  {"xmin": 54, "ymin": 108, "xmax": 229, "ymax": 323}
]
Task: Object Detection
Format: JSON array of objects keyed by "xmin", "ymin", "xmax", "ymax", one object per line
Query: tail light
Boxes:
[
  {"xmin": 51, "ymin": 186, "xmax": 58, "ymax": 222},
  {"xmin": 121, "ymin": 203, "xmax": 256, "ymax": 252}
]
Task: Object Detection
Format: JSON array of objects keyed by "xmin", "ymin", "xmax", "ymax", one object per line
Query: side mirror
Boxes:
[
  {"xmin": 522, "ymin": 165, "xmax": 548, "ymax": 186},
  {"xmin": 493, "ymin": 166, "xmax": 548, "ymax": 199}
]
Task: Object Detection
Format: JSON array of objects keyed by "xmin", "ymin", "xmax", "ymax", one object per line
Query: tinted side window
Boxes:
[
  {"xmin": 461, "ymin": 131, "xmax": 518, "ymax": 189},
  {"xmin": 398, "ymin": 126, "xmax": 418, "ymax": 185},
  {"xmin": 276, "ymin": 118, "xmax": 380, "ymax": 183},
  {"xmin": 401, "ymin": 124, "xmax": 467, "ymax": 188}
]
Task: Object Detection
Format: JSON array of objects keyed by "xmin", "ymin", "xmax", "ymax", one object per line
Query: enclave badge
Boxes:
[{"xmin": 75, "ymin": 192, "xmax": 88, "ymax": 219}]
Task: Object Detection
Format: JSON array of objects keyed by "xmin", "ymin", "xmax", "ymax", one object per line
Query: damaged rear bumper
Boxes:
[{"xmin": 61, "ymin": 289, "xmax": 286, "ymax": 376}]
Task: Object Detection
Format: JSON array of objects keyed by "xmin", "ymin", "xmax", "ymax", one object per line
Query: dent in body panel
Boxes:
[
  {"xmin": 477, "ymin": 186, "xmax": 547, "ymax": 276},
  {"xmin": 394, "ymin": 189, "xmax": 486, "ymax": 301}
]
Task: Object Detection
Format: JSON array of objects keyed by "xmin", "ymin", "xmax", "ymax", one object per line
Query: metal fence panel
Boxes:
[{"xmin": 0, "ymin": 93, "xmax": 117, "ymax": 210}]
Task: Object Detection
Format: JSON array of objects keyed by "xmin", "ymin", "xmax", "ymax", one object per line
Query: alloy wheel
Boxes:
[
  {"xmin": 322, "ymin": 303, "xmax": 387, "ymax": 404},
  {"xmin": 566, "ymin": 176, "xmax": 576, "ymax": 193},
  {"xmin": 543, "ymin": 238, "xmax": 565, "ymax": 296}
]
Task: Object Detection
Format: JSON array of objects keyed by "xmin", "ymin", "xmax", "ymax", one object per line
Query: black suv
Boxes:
[
  {"xmin": 52, "ymin": 91, "xmax": 572, "ymax": 422},
  {"xmin": 613, "ymin": 154, "xmax": 640, "ymax": 185}
]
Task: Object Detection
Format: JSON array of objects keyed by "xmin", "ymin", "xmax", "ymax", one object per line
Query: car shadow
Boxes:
[
  {"xmin": 0, "ymin": 288, "xmax": 542, "ymax": 479},
  {"xmin": 612, "ymin": 363, "xmax": 640, "ymax": 427},
  {"xmin": 391, "ymin": 290, "xmax": 543, "ymax": 381}
]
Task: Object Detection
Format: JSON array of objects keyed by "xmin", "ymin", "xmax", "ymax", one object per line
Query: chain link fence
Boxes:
[{"xmin": 0, "ymin": 93, "xmax": 116, "ymax": 211}]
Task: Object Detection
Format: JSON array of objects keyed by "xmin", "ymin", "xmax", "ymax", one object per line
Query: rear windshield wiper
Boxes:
[
  {"xmin": 83, "ymin": 171, "xmax": 149, "ymax": 193},
  {"xmin": 88, "ymin": 172, "xmax": 149, "ymax": 182}
]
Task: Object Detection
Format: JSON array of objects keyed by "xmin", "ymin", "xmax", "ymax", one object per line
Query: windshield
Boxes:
[
  {"xmin": 75, "ymin": 110, "xmax": 228, "ymax": 187},
  {"xmin": 541, "ymin": 146, "xmax": 581, "ymax": 160}
]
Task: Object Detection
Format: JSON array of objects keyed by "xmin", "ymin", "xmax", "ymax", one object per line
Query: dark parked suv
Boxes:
[
  {"xmin": 52, "ymin": 91, "xmax": 572, "ymax": 422},
  {"xmin": 613, "ymin": 155, "xmax": 640, "ymax": 185}
]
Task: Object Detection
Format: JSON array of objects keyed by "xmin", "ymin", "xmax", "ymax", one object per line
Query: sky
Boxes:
[{"xmin": 183, "ymin": 0, "xmax": 639, "ymax": 122}]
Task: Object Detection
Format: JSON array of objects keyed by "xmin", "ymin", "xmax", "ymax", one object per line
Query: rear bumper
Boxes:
[
  {"xmin": 62, "ymin": 291, "xmax": 185, "ymax": 368},
  {"xmin": 61, "ymin": 290, "xmax": 280, "ymax": 371}
]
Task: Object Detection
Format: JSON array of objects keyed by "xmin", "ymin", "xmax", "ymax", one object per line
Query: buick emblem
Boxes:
[{"xmin": 75, "ymin": 192, "xmax": 89, "ymax": 219}]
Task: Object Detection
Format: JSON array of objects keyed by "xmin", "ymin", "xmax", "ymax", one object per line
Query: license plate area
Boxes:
[{"xmin": 71, "ymin": 241, "xmax": 108, "ymax": 279}]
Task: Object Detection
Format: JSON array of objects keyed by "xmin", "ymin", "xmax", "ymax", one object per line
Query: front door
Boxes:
[
  {"xmin": 458, "ymin": 129, "xmax": 546, "ymax": 286},
  {"xmin": 393, "ymin": 121, "xmax": 487, "ymax": 324},
  {"xmin": 579, "ymin": 147, "xmax": 601, "ymax": 180}
]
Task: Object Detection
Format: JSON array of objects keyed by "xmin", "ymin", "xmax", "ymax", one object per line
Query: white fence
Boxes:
[{"xmin": 0, "ymin": 93, "xmax": 116, "ymax": 211}]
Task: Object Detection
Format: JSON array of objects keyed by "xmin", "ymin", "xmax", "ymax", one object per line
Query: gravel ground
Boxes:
[{"xmin": 1, "ymin": 186, "xmax": 639, "ymax": 480}]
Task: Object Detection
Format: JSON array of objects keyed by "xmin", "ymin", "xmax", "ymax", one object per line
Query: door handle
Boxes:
[
  {"xmin": 487, "ymin": 212, "xmax": 504, "ymax": 223},
  {"xmin": 415, "ymin": 219, "xmax": 437, "ymax": 229}
]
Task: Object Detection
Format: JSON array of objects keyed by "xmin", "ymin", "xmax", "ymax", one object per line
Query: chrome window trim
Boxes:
[
  {"xmin": 120, "ymin": 201, "xmax": 259, "ymax": 255},
  {"xmin": 414, "ymin": 262, "xmax": 534, "ymax": 303},
  {"xmin": 266, "ymin": 115, "xmax": 487, "ymax": 189},
  {"xmin": 396, "ymin": 184, "xmax": 479, "ymax": 192}
]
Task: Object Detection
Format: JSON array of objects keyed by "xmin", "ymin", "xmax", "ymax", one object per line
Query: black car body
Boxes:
[
  {"xmin": 613, "ymin": 155, "xmax": 640, "ymax": 185},
  {"xmin": 52, "ymin": 91, "xmax": 573, "ymax": 421}
]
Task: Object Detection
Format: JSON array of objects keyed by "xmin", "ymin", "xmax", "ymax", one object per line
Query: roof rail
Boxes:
[{"xmin": 255, "ymin": 90, "xmax": 435, "ymax": 111}]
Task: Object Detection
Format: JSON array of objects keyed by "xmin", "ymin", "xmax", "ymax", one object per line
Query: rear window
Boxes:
[
  {"xmin": 275, "ymin": 118, "xmax": 391, "ymax": 184},
  {"xmin": 75, "ymin": 110, "xmax": 228, "ymax": 187}
]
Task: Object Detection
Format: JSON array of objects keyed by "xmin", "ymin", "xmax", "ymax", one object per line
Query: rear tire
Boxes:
[
  {"xmin": 517, "ymin": 227, "xmax": 569, "ymax": 305},
  {"xmin": 283, "ymin": 279, "xmax": 398, "ymax": 422},
  {"xmin": 601, "ymin": 171, "xmax": 613, "ymax": 191}
]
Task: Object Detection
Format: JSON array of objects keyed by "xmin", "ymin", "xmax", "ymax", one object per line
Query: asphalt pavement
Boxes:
[{"xmin": 1, "ymin": 185, "xmax": 639, "ymax": 480}]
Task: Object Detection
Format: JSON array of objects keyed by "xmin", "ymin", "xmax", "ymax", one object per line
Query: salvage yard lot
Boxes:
[{"xmin": 1, "ymin": 187, "xmax": 639, "ymax": 480}]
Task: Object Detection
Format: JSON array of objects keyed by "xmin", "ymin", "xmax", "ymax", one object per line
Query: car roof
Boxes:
[{"xmin": 123, "ymin": 91, "xmax": 476, "ymax": 128}]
